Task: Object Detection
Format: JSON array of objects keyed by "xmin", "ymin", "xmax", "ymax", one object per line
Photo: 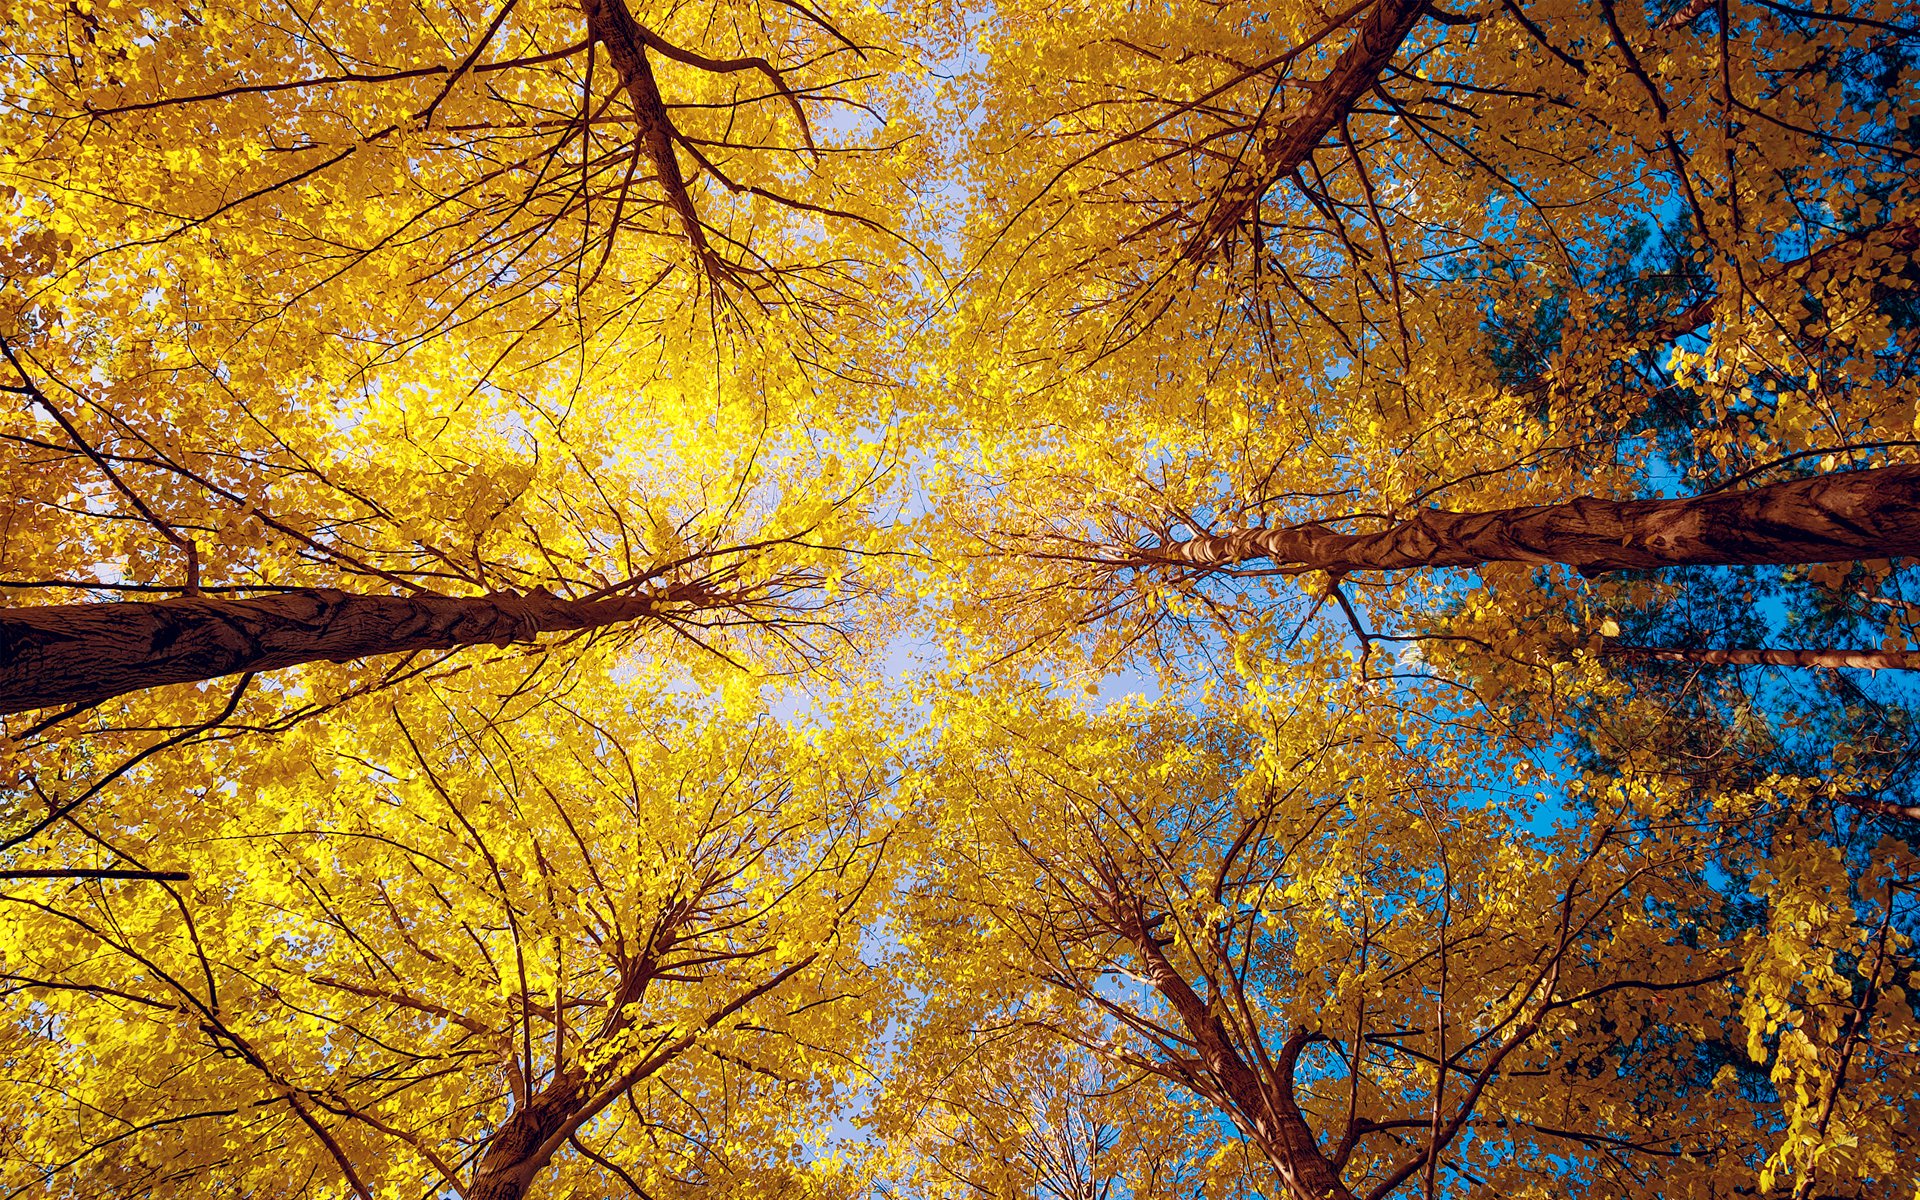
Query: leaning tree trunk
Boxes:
[
  {"xmin": 1144, "ymin": 465, "xmax": 1920, "ymax": 577},
  {"xmin": 1191, "ymin": 0, "xmax": 1428, "ymax": 254},
  {"xmin": 1115, "ymin": 908, "xmax": 1360, "ymax": 1200},
  {"xmin": 1606, "ymin": 646, "xmax": 1920, "ymax": 671},
  {"xmin": 0, "ymin": 587, "xmax": 665, "ymax": 715},
  {"xmin": 580, "ymin": 0, "xmax": 725, "ymax": 276}
]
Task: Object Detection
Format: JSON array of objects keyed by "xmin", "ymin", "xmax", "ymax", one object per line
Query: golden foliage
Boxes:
[{"xmin": 3, "ymin": 0, "xmax": 1918, "ymax": 1196}]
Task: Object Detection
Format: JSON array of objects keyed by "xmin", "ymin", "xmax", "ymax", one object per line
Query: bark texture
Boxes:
[
  {"xmin": 468, "ymin": 1073, "xmax": 587, "ymax": 1200},
  {"xmin": 1146, "ymin": 465, "xmax": 1920, "ymax": 577},
  {"xmin": 1607, "ymin": 646, "xmax": 1920, "ymax": 671},
  {"xmin": 1192, "ymin": 0, "xmax": 1427, "ymax": 255},
  {"xmin": 0, "ymin": 587, "xmax": 658, "ymax": 714},
  {"xmin": 580, "ymin": 0, "xmax": 718, "ymax": 269},
  {"xmin": 1119, "ymin": 908, "xmax": 1357, "ymax": 1200}
]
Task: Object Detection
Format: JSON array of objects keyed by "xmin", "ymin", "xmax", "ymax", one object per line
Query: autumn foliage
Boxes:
[{"xmin": 2, "ymin": 0, "xmax": 1918, "ymax": 1197}]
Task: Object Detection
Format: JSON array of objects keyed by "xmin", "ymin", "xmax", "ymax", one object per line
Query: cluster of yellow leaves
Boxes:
[{"xmin": 1739, "ymin": 833, "xmax": 1920, "ymax": 1195}]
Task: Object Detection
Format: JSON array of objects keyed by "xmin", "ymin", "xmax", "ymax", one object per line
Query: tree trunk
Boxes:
[
  {"xmin": 1607, "ymin": 646, "xmax": 1920, "ymax": 670},
  {"xmin": 1192, "ymin": 0, "xmax": 1427, "ymax": 254},
  {"xmin": 0, "ymin": 587, "xmax": 660, "ymax": 715},
  {"xmin": 1117, "ymin": 908, "xmax": 1358, "ymax": 1200},
  {"xmin": 1145, "ymin": 465, "xmax": 1920, "ymax": 577},
  {"xmin": 468, "ymin": 1073, "xmax": 586, "ymax": 1200},
  {"xmin": 580, "ymin": 0, "xmax": 716, "ymax": 267}
]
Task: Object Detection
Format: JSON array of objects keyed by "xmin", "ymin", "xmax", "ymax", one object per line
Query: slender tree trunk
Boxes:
[
  {"xmin": 580, "ymin": 0, "xmax": 716, "ymax": 267},
  {"xmin": 1607, "ymin": 646, "xmax": 1920, "ymax": 670},
  {"xmin": 0, "ymin": 587, "xmax": 661, "ymax": 715},
  {"xmin": 1193, "ymin": 0, "xmax": 1427, "ymax": 254},
  {"xmin": 1840, "ymin": 794, "xmax": 1920, "ymax": 820},
  {"xmin": 1144, "ymin": 465, "xmax": 1920, "ymax": 577},
  {"xmin": 1118, "ymin": 908, "xmax": 1358, "ymax": 1200}
]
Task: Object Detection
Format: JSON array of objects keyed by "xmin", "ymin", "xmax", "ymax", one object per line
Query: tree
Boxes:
[
  {"xmin": 0, "ymin": 0, "xmax": 911, "ymax": 721},
  {"xmin": 2, "ymin": 0, "xmax": 909, "ymax": 325},
  {"xmin": 0, "ymin": 682, "xmax": 894, "ymax": 1200},
  {"xmin": 891, "ymin": 676, "xmax": 1873, "ymax": 1200},
  {"xmin": 925, "ymin": 0, "xmax": 1920, "ymax": 671}
]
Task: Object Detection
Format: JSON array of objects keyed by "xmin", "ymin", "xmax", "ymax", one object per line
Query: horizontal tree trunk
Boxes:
[
  {"xmin": 1839, "ymin": 794, "xmax": 1920, "ymax": 821},
  {"xmin": 1607, "ymin": 645, "xmax": 1920, "ymax": 670},
  {"xmin": 0, "ymin": 587, "xmax": 660, "ymax": 715},
  {"xmin": 0, "ymin": 868, "xmax": 189, "ymax": 881},
  {"xmin": 1145, "ymin": 465, "xmax": 1920, "ymax": 577}
]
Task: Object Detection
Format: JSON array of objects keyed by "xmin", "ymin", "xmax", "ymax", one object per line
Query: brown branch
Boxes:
[
  {"xmin": 83, "ymin": 41, "xmax": 592, "ymax": 118},
  {"xmin": 309, "ymin": 974, "xmax": 498, "ymax": 1037},
  {"xmin": 0, "ymin": 672, "xmax": 255, "ymax": 854},
  {"xmin": 0, "ymin": 868, "xmax": 188, "ymax": 881},
  {"xmin": 1638, "ymin": 219, "xmax": 1920, "ymax": 347},
  {"xmin": 1835, "ymin": 794, "xmax": 1920, "ymax": 821},
  {"xmin": 285, "ymin": 1095, "xmax": 375, "ymax": 1200},
  {"xmin": 1657, "ymin": 0, "xmax": 1717, "ymax": 32},
  {"xmin": 0, "ymin": 336, "xmax": 201, "ymax": 593},
  {"xmin": 628, "ymin": 26, "xmax": 814, "ymax": 151}
]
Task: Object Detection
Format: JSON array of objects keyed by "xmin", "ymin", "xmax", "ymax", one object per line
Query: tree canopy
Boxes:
[{"xmin": 2, "ymin": 0, "xmax": 1918, "ymax": 1197}]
